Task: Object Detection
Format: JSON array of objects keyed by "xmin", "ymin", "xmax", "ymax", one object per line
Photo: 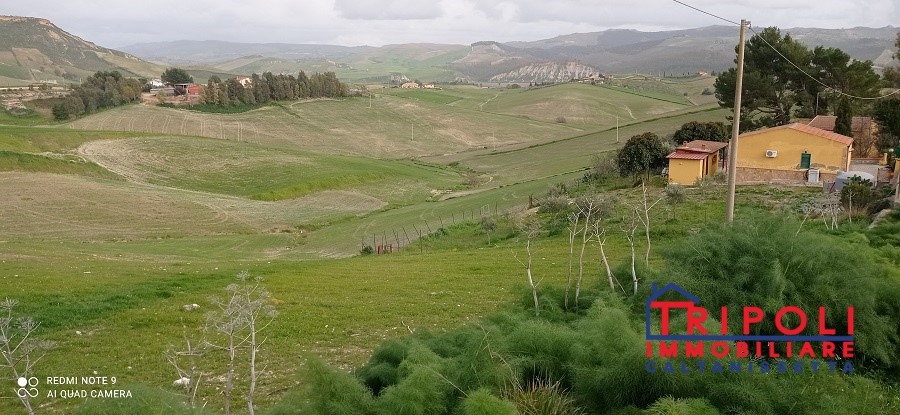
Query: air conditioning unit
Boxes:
[{"xmin": 765, "ymin": 150, "xmax": 778, "ymax": 158}]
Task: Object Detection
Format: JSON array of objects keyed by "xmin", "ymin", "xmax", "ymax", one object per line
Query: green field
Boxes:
[{"xmin": 2, "ymin": 79, "xmax": 897, "ymax": 414}]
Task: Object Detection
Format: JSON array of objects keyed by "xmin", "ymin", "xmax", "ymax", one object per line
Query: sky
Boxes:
[{"xmin": 4, "ymin": 0, "xmax": 898, "ymax": 48}]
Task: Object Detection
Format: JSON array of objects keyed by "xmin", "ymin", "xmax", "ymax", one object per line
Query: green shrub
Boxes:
[
  {"xmin": 275, "ymin": 358, "xmax": 374, "ymax": 415},
  {"xmin": 662, "ymin": 216, "xmax": 900, "ymax": 374},
  {"xmin": 504, "ymin": 378, "xmax": 583, "ymax": 415},
  {"xmin": 645, "ymin": 396, "xmax": 722, "ymax": 415},
  {"xmin": 461, "ymin": 389, "xmax": 518, "ymax": 415}
]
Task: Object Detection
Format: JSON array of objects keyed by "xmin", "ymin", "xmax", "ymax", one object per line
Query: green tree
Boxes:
[
  {"xmin": 616, "ymin": 132, "xmax": 668, "ymax": 179},
  {"xmin": 672, "ymin": 121, "xmax": 728, "ymax": 144},
  {"xmin": 715, "ymin": 27, "xmax": 881, "ymax": 131},
  {"xmin": 63, "ymin": 95, "xmax": 85, "ymax": 116},
  {"xmin": 873, "ymin": 98, "xmax": 900, "ymax": 152},
  {"xmin": 883, "ymin": 31, "xmax": 900, "ymax": 87},
  {"xmin": 715, "ymin": 27, "xmax": 809, "ymax": 131},
  {"xmin": 834, "ymin": 98, "xmax": 853, "ymax": 137},
  {"xmin": 161, "ymin": 67, "xmax": 193, "ymax": 84},
  {"xmin": 51, "ymin": 103, "xmax": 69, "ymax": 120}
]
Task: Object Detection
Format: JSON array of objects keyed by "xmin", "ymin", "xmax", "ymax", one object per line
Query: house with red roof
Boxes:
[
  {"xmin": 665, "ymin": 140, "xmax": 729, "ymax": 185},
  {"xmin": 736, "ymin": 123, "xmax": 853, "ymax": 184}
]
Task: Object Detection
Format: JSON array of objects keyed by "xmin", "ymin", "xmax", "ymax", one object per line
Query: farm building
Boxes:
[
  {"xmin": 665, "ymin": 140, "xmax": 728, "ymax": 185},
  {"xmin": 400, "ymin": 82, "xmax": 420, "ymax": 89},
  {"xmin": 736, "ymin": 123, "xmax": 853, "ymax": 184},
  {"xmin": 807, "ymin": 115, "xmax": 879, "ymax": 157},
  {"xmin": 174, "ymin": 83, "xmax": 201, "ymax": 96}
]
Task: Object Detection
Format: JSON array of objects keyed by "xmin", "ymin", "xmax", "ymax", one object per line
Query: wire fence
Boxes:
[{"xmin": 360, "ymin": 202, "xmax": 507, "ymax": 255}]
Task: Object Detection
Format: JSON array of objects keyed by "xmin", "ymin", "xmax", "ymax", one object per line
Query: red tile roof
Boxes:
[
  {"xmin": 740, "ymin": 123, "xmax": 853, "ymax": 146},
  {"xmin": 807, "ymin": 116, "xmax": 872, "ymax": 134},
  {"xmin": 678, "ymin": 140, "xmax": 728, "ymax": 153},
  {"xmin": 666, "ymin": 150, "xmax": 711, "ymax": 160}
]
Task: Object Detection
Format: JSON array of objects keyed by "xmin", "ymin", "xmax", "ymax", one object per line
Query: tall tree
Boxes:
[
  {"xmin": 883, "ymin": 31, "xmax": 900, "ymax": 87},
  {"xmin": 716, "ymin": 27, "xmax": 881, "ymax": 131},
  {"xmin": 616, "ymin": 132, "xmax": 668, "ymax": 179},
  {"xmin": 161, "ymin": 67, "xmax": 193, "ymax": 84},
  {"xmin": 672, "ymin": 121, "xmax": 729, "ymax": 144},
  {"xmin": 715, "ymin": 27, "xmax": 809, "ymax": 131},
  {"xmin": 834, "ymin": 98, "xmax": 853, "ymax": 137}
]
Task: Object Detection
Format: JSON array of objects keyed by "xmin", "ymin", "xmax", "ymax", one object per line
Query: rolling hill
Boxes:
[
  {"xmin": 121, "ymin": 25, "xmax": 898, "ymax": 84},
  {"xmin": 0, "ymin": 15, "xmax": 165, "ymax": 85}
]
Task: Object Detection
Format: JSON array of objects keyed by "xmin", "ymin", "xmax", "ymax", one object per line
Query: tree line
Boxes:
[
  {"xmin": 52, "ymin": 71, "xmax": 142, "ymax": 120},
  {"xmin": 714, "ymin": 27, "xmax": 883, "ymax": 132},
  {"xmin": 714, "ymin": 27, "xmax": 900, "ymax": 158},
  {"xmin": 201, "ymin": 71, "xmax": 348, "ymax": 106}
]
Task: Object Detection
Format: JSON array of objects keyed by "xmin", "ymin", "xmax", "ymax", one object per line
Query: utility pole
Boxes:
[
  {"xmin": 616, "ymin": 115, "xmax": 619, "ymax": 143},
  {"xmin": 725, "ymin": 19, "xmax": 749, "ymax": 223}
]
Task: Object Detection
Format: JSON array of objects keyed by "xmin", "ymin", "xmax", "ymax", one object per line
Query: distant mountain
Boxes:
[
  {"xmin": 509, "ymin": 25, "xmax": 898, "ymax": 75},
  {"xmin": 119, "ymin": 40, "xmax": 373, "ymax": 66},
  {"xmin": 120, "ymin": 25, "xmax": 898, "ymax": 83},
  {"xmin": 0, "ymin": 15, "xmax": 165, "ymax": 84}
]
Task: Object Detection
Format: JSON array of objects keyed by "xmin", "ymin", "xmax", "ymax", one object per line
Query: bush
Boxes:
[
  {"xmin": 664, "ymin": 185, "xmax": 686, "ymax": 204},
  {"xmin": 662, "ymin": 216, "xmax": 900, "ymax": 373},
  {"xmin": 462, "ymin": 389, "xmax": 518, "ymax": 415},
  {"xmin": 272, "ymin": 358, "xmax": 374, "ymax": 415}
]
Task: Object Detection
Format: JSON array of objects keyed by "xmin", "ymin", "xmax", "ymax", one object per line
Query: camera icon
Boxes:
[{"xmin": 16, "ymin": 377, "xmax": 39, "ymax": 398}]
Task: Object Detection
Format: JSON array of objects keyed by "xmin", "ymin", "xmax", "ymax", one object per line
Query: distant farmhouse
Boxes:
[
  {"xmin": 400, "ymin": 82, "xmax": 420, "ymax": 89},
  {"xmin": 736, "ymin": 123, "xmax": 853, "ymax": 184}
]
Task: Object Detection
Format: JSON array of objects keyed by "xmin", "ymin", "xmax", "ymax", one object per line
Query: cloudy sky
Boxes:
[{"xmin": 5, "ymin": 0, "xmax": 898, "ymax": 48}]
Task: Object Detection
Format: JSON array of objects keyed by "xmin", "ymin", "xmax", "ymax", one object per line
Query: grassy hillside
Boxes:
[
  {"xmin": 79, "ymin": 136, "xmax": 462, "ymax": 203},
  {"xmin": 1, "ymin": 77, "xmax": 899, "ymax": 414},
  {"xmin": 65, "ymin": 93, "xmax": 578, "ymax": 158},
  {"xmin": 480, "ymin": 83, "xmax": 692, "ymax": 127},
  {"xmin": 0, "ymin": 16, "xmax": 165, "ymax": 82}
]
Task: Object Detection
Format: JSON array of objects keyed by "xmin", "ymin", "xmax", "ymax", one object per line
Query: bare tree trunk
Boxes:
[
  {"xmin": 575, "ymin": 215, "xmax": 591, "ymax": 307},
  {"xmin": 591, "ymin": 222, "xmax": 616, "ymax": 291},
  {"xmin": 622, "ymin": 208, "xmax": 640, "ymax": 295},
  {"xmin": 247, "ymin": 318, "xmax": 257, "ymax": 415},
  {"xmin": 574, "ymin": 199, "xmax": 598, "ymax": 307},
  {"xmin": 526, "ymin": 237, "xmax": 539, "ymax": 317},
  {"xmin": 518, "ymin": 217, "xmax": 541, "ymax": 316},
  {"xmin": 565, "ymin": 213, "xmax": 579, "ymax": 311},
  {"xmin": 637, "ymin": 182, "xmax": 662, "ymax": 267},
  {"xmin": 224, "ymin": 334, "xmax": 235, "ymax": 415}
]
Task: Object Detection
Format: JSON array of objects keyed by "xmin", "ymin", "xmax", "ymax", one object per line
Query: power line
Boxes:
[
  {"xmin": 670, "ymin": 0, "xmax": 741, "ymax": 26},
  {"xmin": 745, "ymin": 25, "xmax": 900, "ymax": 101},
  {"xmin": 670, "ymin": 0, "xmax": 900, "ymax": 101}
]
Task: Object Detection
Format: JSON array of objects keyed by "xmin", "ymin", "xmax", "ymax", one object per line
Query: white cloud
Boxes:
[{"xmin": 334, "ymin": 0, "xmax": 444, "ymax": 20}]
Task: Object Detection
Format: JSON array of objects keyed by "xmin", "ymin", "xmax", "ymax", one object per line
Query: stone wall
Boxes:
[{"xmin": 736, "ymin": 167, "xmax": 835, "ymax": 184}]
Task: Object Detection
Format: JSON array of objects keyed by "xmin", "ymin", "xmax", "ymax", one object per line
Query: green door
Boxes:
[{"xmin": 800, "ymin": 152, "xmax": 811, "ymax": 169}]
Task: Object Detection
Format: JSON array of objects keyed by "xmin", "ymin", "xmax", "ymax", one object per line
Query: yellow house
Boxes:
[
  {"xmin": 666, "ymin": 140, "xmax": 728, "ymax": 185},
  {"xmin": 736, "ymin": 123, "xmax": 852, "ymax": 183}
]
